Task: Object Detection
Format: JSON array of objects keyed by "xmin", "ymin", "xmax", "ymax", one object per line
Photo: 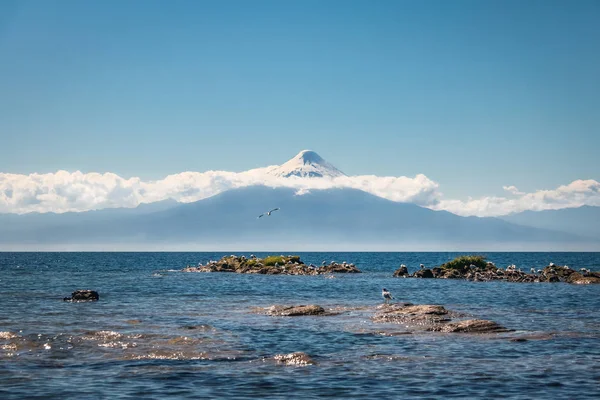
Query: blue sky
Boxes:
[{"xmin": 0, "ymin": 0, "xmax": 598, "ymax": 199}]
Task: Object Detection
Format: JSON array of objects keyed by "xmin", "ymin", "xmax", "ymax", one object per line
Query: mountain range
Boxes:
[{"xmin": 0, "ymin": 150, "xmax": 598, "ymax": 250}]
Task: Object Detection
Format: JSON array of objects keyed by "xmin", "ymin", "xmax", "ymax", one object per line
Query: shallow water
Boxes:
[{"xmin": 1, "ymin": 252, "xmax": 599, "ymax": 399}]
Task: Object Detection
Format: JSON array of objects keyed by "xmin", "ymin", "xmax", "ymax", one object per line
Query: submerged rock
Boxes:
[
  {"xmin": 428, "ymin": 319, "xmax": 511, "ymax": 333},
  {"xmin": 63, "ymin": 290, "xmax": 99, "ymax": 302},
  {"xmin": 273, "ymin": 352, "xmax": 316, "ymax": 366},
  {"xmin": 183, "ymin": 255, "xmax": 361, "ymax": 275},
  {"xmin": 266, "ymin": 305, "xmax": 326, "ymax": 316}
]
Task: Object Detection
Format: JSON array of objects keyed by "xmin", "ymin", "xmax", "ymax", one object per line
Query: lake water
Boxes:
[{"xmin": 1, "ymin": 252, "xmax": 599, "ymax": 399}]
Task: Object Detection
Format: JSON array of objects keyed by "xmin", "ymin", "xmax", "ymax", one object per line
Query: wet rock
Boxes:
[
  {"xmin": 412, "ymin": 269, "xmax": 434, "ymax": 278},
  {"xmin": 63, "ymin": 290, "xmax": 99, "ymax": 302},
  {"xmin": 266, "ymin": 305, "xmax": 326, "ymax": 316},
  {"xmin": 0, "ymin": 331, "xmax": 18, "ymax": 340},
  {"xmin": 429, "ymin": 319, "xmax": 511, "ymax": 333},
  {"xmin": 319, "ymin": 263, "xmax": 361, "ymax": 274},
  {"xmin": 373, "ymin": 304, "xmax": 451, "ymax": 325},
  {"xmin": 392, "ymin": 265, "xmax": 409, "ymax": 277},
  {"xmin": 440, "ymin": 269, "xmax": 464, "ymax": 279},
  {"xmin": 273, "ymin": 352, "xmax": 315, "ymax": 366},
  {"xmin": 566, "ymin": 272, "xmax": 600, "ymax": 285}
]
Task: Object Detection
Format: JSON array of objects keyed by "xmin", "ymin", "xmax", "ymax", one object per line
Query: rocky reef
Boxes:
[
  {"xmin": 393, "ymin": 256, "xmax": 600, "ymax": 284},
  {"xmin": 256, "ymin": 302, "xmax": 510, "ymax": 334},
  {"xmin": 183, "ymin": 255, "xmax": 361, "ymax": 275},
  {"xmin": 372, "ymin": 303, "xmax": 511, "ymax": 333}
]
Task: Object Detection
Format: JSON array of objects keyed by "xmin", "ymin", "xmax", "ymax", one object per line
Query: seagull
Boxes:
[
  {"xmin": 382, "ymin": 288, "xmax": 394, "ymax": 304},
  {"xmin": 257, "ymin": 208, "xmax": 280, "ymax": 219}
]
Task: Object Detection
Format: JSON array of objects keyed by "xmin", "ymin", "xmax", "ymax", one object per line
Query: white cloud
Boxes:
[
  {"xmin": 502, "ymin": 185, "xmax": 525, "ymax": 195},
  {"xmin": 1, "ymin": 168, "xmax": 599, "ymax": 217},
  {"xmin": 0, "ymin": 167, "xmax": 439, "ymax": 214},
  {"xmin": 434, "ymin": 179, "xmax": 600, "ymax": 217}
]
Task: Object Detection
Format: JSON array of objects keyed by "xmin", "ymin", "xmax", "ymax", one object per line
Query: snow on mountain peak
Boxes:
[{"xmin": 268, "ymin": 150, "xmax": 346, "ymax": 178}]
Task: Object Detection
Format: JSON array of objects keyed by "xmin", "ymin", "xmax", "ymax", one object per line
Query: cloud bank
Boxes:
[
  {"xmin": 434, "ymin": 180, "xmax": 600, "ymax": 217},
  {"xmin": 1, "ymin": 169, "xmax": 598, "ymax": 217}
]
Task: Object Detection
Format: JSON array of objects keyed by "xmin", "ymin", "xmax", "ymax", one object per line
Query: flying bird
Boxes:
[
  {"xmin": 382, "ymin": 288, "xmax": 394, "ymax": 304},
  {"xmin": 257, "ymin": 208, "xmax": 280, "ymax": 219}
]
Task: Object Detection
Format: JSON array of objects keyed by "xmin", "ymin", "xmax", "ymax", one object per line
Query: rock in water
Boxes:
[
  {"xmin": 392, "ymin": 265, "xmax": 409, "ymax": 277},
  {"xmin": 373, "ymin": 304, "xmax": 451, "ymax": 325},
  {"xmin": 64, "ymin": 290, "xmax": 99, "ymax": 302},
  {"xmin": 412, "ymin": 269, "xmax": 434, "ymax": 278},
  {"xmin": 183, "ymin": 255, "xmax": 361, "ymax": 275},
  {"xmin": 266, "ymin": 305, "xmax": 325, "ymax": 316},
  {"xmin": 566, "ymin": 272, "xmax": 600, "ymax": 285},
  {"xmin": 429, "ymin": 319, "xmax": 511, "ymax": 333},
  {"xmin": 273, "ymin": 352, "xmax": 316, "ymax": 366}
]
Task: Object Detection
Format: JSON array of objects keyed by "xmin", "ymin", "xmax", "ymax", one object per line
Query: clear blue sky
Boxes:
[{"xmin": 1, "ymin": 0, "xmax": 598, "ymax": 198}]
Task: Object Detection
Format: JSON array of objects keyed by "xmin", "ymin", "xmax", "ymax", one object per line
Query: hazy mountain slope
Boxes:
[
  {"xmin": 502, "ymin": 206, "xmax": 600, "ymax": 240},
  {"xmin": 0, "ymin": 186, "xmax": 588, "ymax": 249}
]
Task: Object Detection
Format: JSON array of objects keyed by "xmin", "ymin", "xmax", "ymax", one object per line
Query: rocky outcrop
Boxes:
[
  {"xmin": 372, "ymin": 303, "xmax": 509, "ymax": 334},
  {"xmin": 392, "ymin": 265, "xmax": 409, "ymax": 277},
  {"xmin": 63, "ymin": 290, "xmax": 99, "ymax": 302},
  {"xmin": 394, "ymin": 259, "xmax": 599, "ymax": 285},
  {"xmin": 273, "ymin": 352, "xmax": 316, "ymax": 366},
  {"xmin": 183, "ymin": 255, "xmax": 361, "ymax": 275},
  {"xmin": 318, "ymin": 263, "xmax": 361, "ymax": 274},
  {"xmin": 566, "ymin": 272, "xmax": 600, "ymax": 285},
  {"xmin": 266, "ymin": 305, "xmax": 326, "ymax": 316},
  {"xmin": 412, "ymin": 269, "xmax": 434, "ymax": 278}
]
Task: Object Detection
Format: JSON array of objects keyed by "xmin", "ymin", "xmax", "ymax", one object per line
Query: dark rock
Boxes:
[
  {"xmin": 318, "ymin": 263, "xmax": 361, "ymax": 274},
  {"xmin": 400, "ymin": 259, "xmax": 594, "ymax": 285},
  {"xmin": 412, "ymin": 269, "xmax": 434, "ymax": 278},
  {"xmin": 392, "ymin": 265, "xmax": 409, "ymax": 277},
  {"xmin": 64, "ymin": 290, "xmax": 99, "ymax": 302}
]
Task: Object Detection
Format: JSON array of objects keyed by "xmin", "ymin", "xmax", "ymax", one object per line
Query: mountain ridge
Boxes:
[{"xmin": 1, "ymin": 185, "xmax": 596, "ymax": 250}]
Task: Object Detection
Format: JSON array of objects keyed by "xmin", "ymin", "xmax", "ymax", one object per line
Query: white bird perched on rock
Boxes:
[
  {"xmin": 549, "ymin": 262, "xmax": 555, "ymax": 267},
  {"xmin": 382, "ymin": 288, "xmax": 394, "ymax": 304},
  {"xmin": 531, "ymin": 268, "xmax": 536, "ymax": 273},
  {"xmin": 420, "ymin": 264, "xmax": 425, "ymax": 269},
  {"xmin": 580, "ymin": 268, "xmax": 590, "ymax": 273},
  {"xmin": 257, "ymin": 208, "xmax": 280, "ymax": 218}
]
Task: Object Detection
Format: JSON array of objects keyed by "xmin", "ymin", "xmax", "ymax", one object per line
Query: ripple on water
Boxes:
[{"xmin": 0, "ymin": 252, "xmax": 599, "ymax": 399}]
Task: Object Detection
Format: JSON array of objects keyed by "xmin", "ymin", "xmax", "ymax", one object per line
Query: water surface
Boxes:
[{"xmin": 1, "ymin": 252, "xmax": 599, "ymax": 399}]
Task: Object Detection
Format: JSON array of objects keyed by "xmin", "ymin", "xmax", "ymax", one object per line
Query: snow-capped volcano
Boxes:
[{"xmin": 267, "ymin": 150, "xmax": 346, "ymax": 178}]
